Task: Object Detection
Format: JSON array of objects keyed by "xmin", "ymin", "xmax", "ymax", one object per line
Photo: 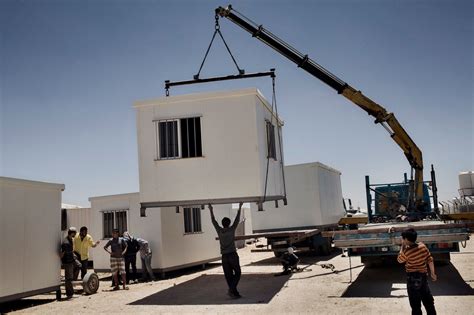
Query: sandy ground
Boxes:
[{"xmin": 1, "ymin": 239, "xmax": 473, "ymax": 314}]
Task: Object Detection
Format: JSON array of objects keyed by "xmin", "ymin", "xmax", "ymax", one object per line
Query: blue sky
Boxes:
[{"xmin": 1, "ymin": 0, "xmax": 472, "ymax": 209}]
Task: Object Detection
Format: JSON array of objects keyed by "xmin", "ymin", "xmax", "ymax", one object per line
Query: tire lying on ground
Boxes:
[{"xmin": 82, "ymin": 272, "xmax": 100, "ymax": 295}]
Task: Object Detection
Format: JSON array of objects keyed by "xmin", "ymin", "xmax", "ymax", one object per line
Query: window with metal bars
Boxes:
[
  {"xmin": 183, "ymin": 207, "xmax": 202, "ymax": 233},
  {"xmin": 102, "ymin": 210, "xmax": 127, "ymax": 238},
  {"xmin": 266, "ymin": 121, "xmax": 277, "ymax": 160},
  {"xmin": 155, "ymin": 117, "xmax": 202, "ymax": 159}
]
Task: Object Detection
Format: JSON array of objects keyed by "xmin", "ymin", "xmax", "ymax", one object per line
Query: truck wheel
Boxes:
[
  {"xmin": 56, "ymin": 289, "xmax": 61, "ymax": 300},
  {"xmin": 433, "ymin": 253, "xmax": 450, "ymax": 266},
  {"xmin": 361, "ymin": 256, "xmax": 382, "ymax": 268},
  {"xmin": 320, "ymin": 238, "xmax": 331, "ymax": 256},
  {"xmin": 82, "ymin": 272, "xmax": 100, "ymax": 295}
]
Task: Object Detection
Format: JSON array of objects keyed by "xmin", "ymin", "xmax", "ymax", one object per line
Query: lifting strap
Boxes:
[
  {"xmin": 194, "ymin": 14, "xmax": 245, "ymax": 80},
  {"xmin": 262, "ymin": 74, "xmax": 287, "ymax": 209}
]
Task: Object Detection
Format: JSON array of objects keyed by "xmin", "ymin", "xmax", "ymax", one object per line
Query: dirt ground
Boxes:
[{"xmin": 2, "ymin": 239, "xmax": 473, "ymax": 314}]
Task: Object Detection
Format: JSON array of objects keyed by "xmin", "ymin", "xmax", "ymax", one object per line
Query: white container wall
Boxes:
[
  {"xmin": 89, "ymin": 193, "xmax": 237, "ymax": 273},
  {"xmin": 0, "ymin": 177, "xmax": 64, "ymax": 302},
  {"xmin": 251, "ymin": 162, "xmax": 345, "ymax": 232},
  {"xmin": 65, "ymin": 207, "xmax": 91, "ymax": 231},
  {"xmin": 134, "ymin": 88, "xmax": 285, "ymax": 209}
]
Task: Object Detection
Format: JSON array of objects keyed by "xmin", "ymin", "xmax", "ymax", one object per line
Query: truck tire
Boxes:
[
  {"xmin": 361, "ymin": 256, "xmax": 383, "ymax": 268},
  {"xmin": 433, "ymin": 253, "xmax": 450, "ymax": 266},
  {"xmin": 56, "ymin": 289, "xmax": 61, "ymax": 300},
  {"xmin": 82, "ymin": 272, "xmax": 100, "ymax": 295}
]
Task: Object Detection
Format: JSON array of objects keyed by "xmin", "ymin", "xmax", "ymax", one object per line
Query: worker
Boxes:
[
  {"xmin": 279, "ymin": 247, "xmax": 300, "ymax": 275},
  {"xmin": 209, "ymin": 203, "xmax": 243, "ymax": 299},
  {"xmin": 60, "ymin": 227, "xmax": 79, "ymax": 299},
  {"xmin": 136, "ymin": 237, "xmax": 156, "ymax": 282},
  {"xmin": 73, "ymin": 226, "xmax": 100, "ymax": 280},
  {"xmin": 104, "ymin": 228, "xmax": 129, "ymax": 290},
  {"xmin": 123, "ymin": 231, "xmax": 140, "ymax": 284},
  {"xmin": 397, "ymin": 228, "xmax": 437, "ymax": 315}
]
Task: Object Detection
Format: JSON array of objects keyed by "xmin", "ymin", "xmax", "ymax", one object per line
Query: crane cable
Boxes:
[
  {"xmin": 194, "ymin": 14, "xmax": 244, "ymax": 80},
  {"xmin": 262, "ymin": 74, "xmax": 287, "ymax": 209}
]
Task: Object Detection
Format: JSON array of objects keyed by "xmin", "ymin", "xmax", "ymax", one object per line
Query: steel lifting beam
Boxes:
[{"xmin": 165, "ymin": 70, "xmax": 275, "ymax": 95}]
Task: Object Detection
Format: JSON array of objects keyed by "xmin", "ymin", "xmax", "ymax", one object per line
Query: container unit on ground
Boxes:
[
  {"xmin": 134, "ymin": 88, "xmax": 286, "ymax": 211},
  {"xmin": 89, "ymin": 192, "xmax": 249, "ymax": 276},
  {"xmin": 62, "ymin": 204, "xmax": 91, "ymax": 232},
  {"xmin": 0, "ymin": 177, "xmax": 64, "ymax": 303},
  {"xmin": 249, "ymin": 162, "xmax": 345, "ymax": 255}
]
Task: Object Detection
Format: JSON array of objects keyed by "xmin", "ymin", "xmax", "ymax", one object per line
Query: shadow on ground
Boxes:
[
  {"xmin": 342, "ymin": 262, "xmax": 474, "ymax": 298},
  {"xmin": 246, "ymin": 249, "xmax": 342, "ymax": 266},
  {"xmin": 0, "ymin": 297, "xmax": 55, "ymax": 313},
  {"xmin": 129, "ymin": 273, "xmax": 290, "ymax": 305}
]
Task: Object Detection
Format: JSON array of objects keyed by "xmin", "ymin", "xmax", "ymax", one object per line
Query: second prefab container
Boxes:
[
  {"xmin": 251, "ymin": 162, "xmax": 345, "ymax": 232},
  {"xmin": 0, "ymin": 177, "xmax": 64, "ymax": 303},
  {"xmin": 134, "ymin": 88, "xmax": 286, "ymax": 209}
]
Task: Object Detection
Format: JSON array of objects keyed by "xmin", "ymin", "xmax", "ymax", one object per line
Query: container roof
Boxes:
[
  {"xmin": 0, "ymin": 176, "xmax": 65, "ymax": 190},
  {"xmin": 134, "ymin": 87, "xmax": 283, "ymax": 125}
]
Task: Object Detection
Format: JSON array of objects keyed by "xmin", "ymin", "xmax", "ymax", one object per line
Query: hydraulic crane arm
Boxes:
[{"xmin": 216, "ymin": 5, "xmax": 424, "ymax": 206}]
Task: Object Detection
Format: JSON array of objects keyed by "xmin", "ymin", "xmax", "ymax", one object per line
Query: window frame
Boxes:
[
  {"xmin": 154, "ymin": 116, "xmax": 203, "ymax": 161},
  {"xmin": 102, "ymin": 210, "xmax": 128, "ymax": 239},
  {"xmin": 183, "ymin": 207, "xmax": 203, "ymax": 234},
  {"xmin": 266, "ymin": 120, "xmax": 277, "ymax": 160}
]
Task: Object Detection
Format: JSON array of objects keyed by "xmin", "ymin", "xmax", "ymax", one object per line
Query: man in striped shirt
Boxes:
[{"xmin": 397, "ymin": 228, "xmax": 437, "ymax": 315}]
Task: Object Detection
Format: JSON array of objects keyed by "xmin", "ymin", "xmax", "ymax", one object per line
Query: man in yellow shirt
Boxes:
[{"xmin": 74, "ymin": 226, "xmax": 100, "ymax": 279}]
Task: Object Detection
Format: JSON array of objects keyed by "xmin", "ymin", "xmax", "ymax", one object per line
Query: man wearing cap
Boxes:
[
  {"xmin": 73, "ymin": 226, "xmax": 100, "ymax": 280},
  {"xmin": 60, "ymin": 227, "xmax": 79, "ymax": 299}
]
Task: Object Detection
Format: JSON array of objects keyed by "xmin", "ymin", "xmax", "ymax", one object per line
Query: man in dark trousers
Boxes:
[
  {"xmin": 60, "ymin": 227, "xmax": 79, "ymax": 299},
  {"xmin": 397, "ymin": 228, "xmax": 437, "ymax": 315},
  {"xmin": 123, "ymin": 231, "xmax": 139, "ymax": 284},
  {"xmin": 209, "ymin": 203, "xmax": 243, "ymax": 298}
]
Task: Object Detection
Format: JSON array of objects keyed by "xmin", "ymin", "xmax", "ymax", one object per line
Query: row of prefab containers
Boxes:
[
  {"xmin": 0, "ymin": 162, "xmax": 344, "ymax": 302},
  {"xmin": 1, "ymin": 88, "xmax": 344, "ymax": 302}
]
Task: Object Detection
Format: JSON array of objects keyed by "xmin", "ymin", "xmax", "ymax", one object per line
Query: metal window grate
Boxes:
[
  {"xmin": 266, "ymin": 121, "xmax": 277, "ymax": 160},
  {"xmin": 183, "ymin": 207, "xmax": 202, "ymax": 233}
]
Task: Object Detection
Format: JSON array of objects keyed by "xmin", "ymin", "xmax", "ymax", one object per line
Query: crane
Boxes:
[{"xmin": 215, "ymin": 5, "xmax": 426, "ymax": 212}]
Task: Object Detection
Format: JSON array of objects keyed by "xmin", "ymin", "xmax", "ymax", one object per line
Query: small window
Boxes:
[
  {"xmin": 158, "ymin": 120, "xmax": 179, "ymax": 159},
  {"xmin": 183, "ymin": 207, "xmax": 202, "ymax": 233},
  {"xmin": 103, "ymin": 212, "xmax": 114, "ymax": 238},
  {"xmin": 266, "ymin": 121, "xmax": 277, "ymax": 160},
  {"xmin": 180, "ymin": 117, "xmax": 202, "ymax": 158},
  {"xmin": 155, "ymin": 117, "xmax": 202, "ymax": 160},
  {"xmin": 102, "ymin": 210, "xmax": 128, "ymax": 238}
]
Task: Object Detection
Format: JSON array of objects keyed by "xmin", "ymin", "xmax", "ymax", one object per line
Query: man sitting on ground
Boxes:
[{"xmin": 279, "ymin": 247, "xmax": 299, "ymax": 275}]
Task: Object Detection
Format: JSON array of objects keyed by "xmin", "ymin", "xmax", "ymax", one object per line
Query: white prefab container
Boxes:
[
  {"xmin": 251, "ymin": 162, "xmax": 345, "ymax": 232},
  {"xmin": 0, "ymin": 177, "xmax": 64, "ymax": 302},
  {"xmin": 63, "ymin": 206, "xmax": 91, "ymax": 231},
  {"xmin": 134, "ymin": 88, "xmax": 285, "ymax": 209},
  {"xmin": 89, "ymin": 193, "xmax": 247, "ymax": 274}
]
